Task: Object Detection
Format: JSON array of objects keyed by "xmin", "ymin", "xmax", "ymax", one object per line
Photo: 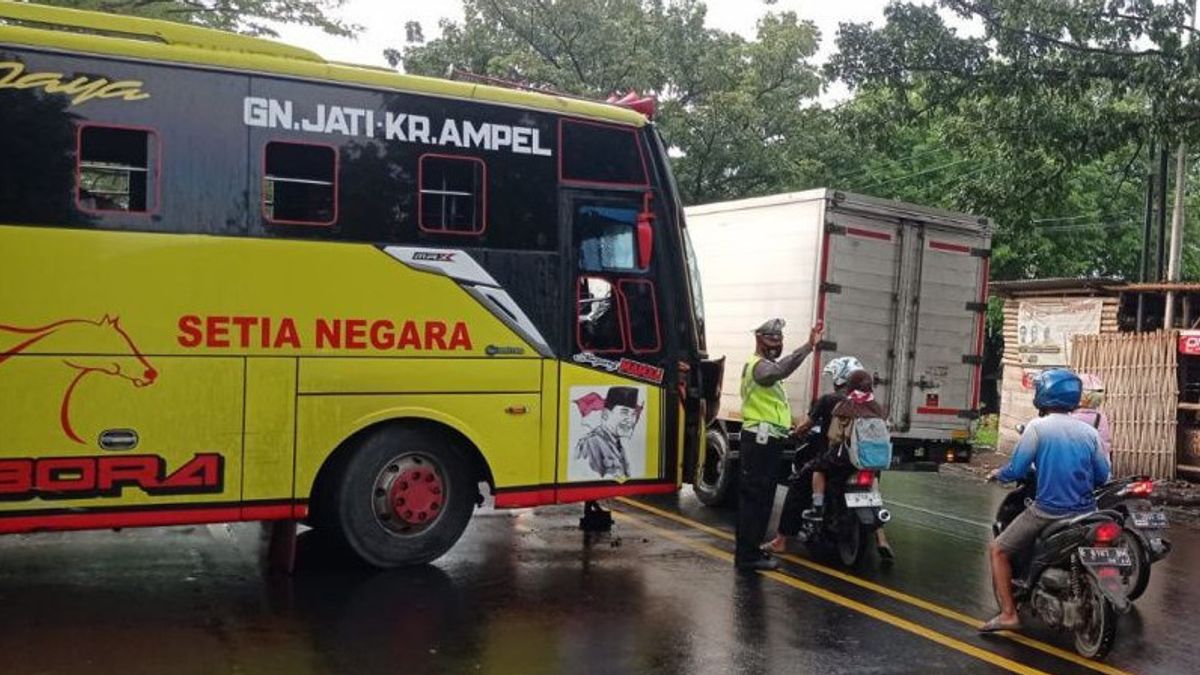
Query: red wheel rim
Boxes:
[
  {"xmin": 372, "ymin": 454, "xmax": 448, "ymax": 535},
  {"xmin": 388, "ymin": 466, "xmax": 444, "ymax": 525}
]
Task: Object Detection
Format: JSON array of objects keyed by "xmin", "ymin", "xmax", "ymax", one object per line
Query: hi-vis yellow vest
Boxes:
[{"xmin": 741, "ymin": 355, "xmax": 792, "ymax": 434}]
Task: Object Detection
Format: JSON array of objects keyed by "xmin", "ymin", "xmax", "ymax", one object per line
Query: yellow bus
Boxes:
[{"xmin": 0, "ymin": 2, "xmax": 720, "ymax": 566}]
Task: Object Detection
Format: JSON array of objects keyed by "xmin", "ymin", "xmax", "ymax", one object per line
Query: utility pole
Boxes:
[
  {"xmin": 1165, "ymin": 0, "xmax": 1198, "ymax": 330},
  {"xmin": 1139, "ymin": 138, "xmax": 1158, "ymax": 331},
  {"xmin": 1166, "ymin": 143, "xmax": 1187, "ymax": 328}
]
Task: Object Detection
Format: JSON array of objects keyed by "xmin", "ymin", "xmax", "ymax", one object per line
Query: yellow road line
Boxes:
[
  {"xmin": 615, "ymin": 497, "xmax": 1131, "ymax": 675},
  {"xmin": 613, "ymin": 510, "xmax": 1049, "ymax": 675}
]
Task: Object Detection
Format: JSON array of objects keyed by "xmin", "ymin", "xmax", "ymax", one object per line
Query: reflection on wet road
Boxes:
[{"xmin": 0, "ymin": 472, "xmax": 1194, "ymax": 674}]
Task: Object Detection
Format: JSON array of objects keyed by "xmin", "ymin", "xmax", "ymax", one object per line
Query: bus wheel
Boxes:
[{"xmin": 331, "ymin": 425, "xmax": 475, "ymax": 568}]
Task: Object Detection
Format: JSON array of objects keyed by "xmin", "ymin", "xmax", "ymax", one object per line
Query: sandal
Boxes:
[
  {"xmin": 761, "ymin": 535, "xmax": 787, "ymax": 554},
  {"xmin": 978, "ymin": 615, "xmax": 1020, "ymax": 633}
]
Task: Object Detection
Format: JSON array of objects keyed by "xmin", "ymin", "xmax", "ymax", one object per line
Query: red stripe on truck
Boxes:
[
  {"xmin": 916, "ymin": 406, "xmax": 961, "ymax": 416},
  {"xmin": 846, "ymin": 227, "xmax": 894, "ymax": 242},
  {"xmin": 929, "ymin": 240, "xmax": 972, "ymax": 254},
  {"xmin": 971, "ymin": 256, "xmax": 990, "ymax": 409},
  {"xmin": 813, "ymin": 231, "xmax": 833, "ymax": 400}
]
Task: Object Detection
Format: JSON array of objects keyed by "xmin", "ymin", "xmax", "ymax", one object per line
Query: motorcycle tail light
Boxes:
[
  {"xmin": 1123, "ymin": 480, "xmax": 1154, "ymax": 497},
  {"xmin": 854, "ymin": 470, "xmax": 874, "ymax": 488},
  {"xmin": 1093, "ymin": 521, "xmax": 1122, "ymax": 545}
]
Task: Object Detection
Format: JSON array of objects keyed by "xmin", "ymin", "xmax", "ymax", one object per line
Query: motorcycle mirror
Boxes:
[{"xmin": 1016, "ymin": 423, "xmax": 1026, "ymax": 434}]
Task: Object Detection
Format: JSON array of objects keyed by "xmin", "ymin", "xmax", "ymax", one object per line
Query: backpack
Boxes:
[{"xmin": 848, "ymin": 417, "xmax": 893, "ymax": 470}]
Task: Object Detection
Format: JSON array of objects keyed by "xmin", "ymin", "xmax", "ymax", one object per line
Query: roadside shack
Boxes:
[{"xmin": 992, "ymin": 279, "xmax": 1200, "ymax": 480}]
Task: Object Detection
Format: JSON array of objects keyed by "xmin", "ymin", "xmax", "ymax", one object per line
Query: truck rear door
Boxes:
[
  {"xmin": 906, "ymin": 229, "xmax": 989, "ymax": 433},
  {"xmin": 821, "ymin": 211, "xmax": 902, "ymax": 411}
]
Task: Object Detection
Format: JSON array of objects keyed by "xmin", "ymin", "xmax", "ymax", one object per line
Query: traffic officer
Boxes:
[{"xmin": 735, "ymin": 317, "xmax": 823, "ymax": 571}]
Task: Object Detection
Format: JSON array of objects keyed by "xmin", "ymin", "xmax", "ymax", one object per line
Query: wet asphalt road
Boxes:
[{"xmin": 0, "ymin": 472, "xmax": 1195, "ymax": 675}]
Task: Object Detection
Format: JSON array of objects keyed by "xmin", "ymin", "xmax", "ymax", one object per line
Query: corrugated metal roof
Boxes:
[
  {"xmin": 990, "ymin": 278, "xmax": 1200, "ymax": 296},
  {"xmin": 1120, "ymin": 282, "xmax": 1200, "ymax": 293},
  {"xmin": 989, "ymin": 278, "xmax": 1126, "ymax": 296}
]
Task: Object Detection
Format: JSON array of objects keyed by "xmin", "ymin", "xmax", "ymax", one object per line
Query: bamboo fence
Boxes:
[{"xmin": 1071, "ymin": 331, "xmax": 1178, "ymax": 479}]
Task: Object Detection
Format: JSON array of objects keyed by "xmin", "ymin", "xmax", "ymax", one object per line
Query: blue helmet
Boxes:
[{"xmin": 1033, "ymin": 369, "xmax": 1083, "ymax": 412}]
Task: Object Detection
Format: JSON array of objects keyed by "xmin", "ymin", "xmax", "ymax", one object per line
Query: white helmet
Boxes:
[{"xmin": 823, "ymin": 356, "xmax": 864, "ymax": 387}]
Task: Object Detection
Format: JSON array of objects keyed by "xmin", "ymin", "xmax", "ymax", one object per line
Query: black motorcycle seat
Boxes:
[{"xmin": 1039, "ymin": 511, "xmax": 1112, "ymax": 539}]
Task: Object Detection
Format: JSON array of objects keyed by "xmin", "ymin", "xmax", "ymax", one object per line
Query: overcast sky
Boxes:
[{"xmin": 271, "ymin": 1, "xmax": 917, "ymax": 101}]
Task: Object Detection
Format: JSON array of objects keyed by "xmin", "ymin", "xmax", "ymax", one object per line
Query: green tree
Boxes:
[
  {"xmin": 30, "ymin": 0, "xmax": 356, "ymax": 38},
  {"xmin": 825, "ymin": 0, "xmax": 1200, "ymax": 281},
  {"xmin": 396, "ymin": 0, "xmax": 834, "ymax": 204}
]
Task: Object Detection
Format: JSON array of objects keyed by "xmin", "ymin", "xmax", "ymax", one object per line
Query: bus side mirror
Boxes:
[{"xmin": 637, "ymin": 211, "xmax": 653, "ymax": 269}]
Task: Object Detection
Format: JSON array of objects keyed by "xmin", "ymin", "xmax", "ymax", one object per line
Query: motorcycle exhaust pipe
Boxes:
[{"xmin": 877, "ymin": 509, "xmax": 892, "ymax": 524}]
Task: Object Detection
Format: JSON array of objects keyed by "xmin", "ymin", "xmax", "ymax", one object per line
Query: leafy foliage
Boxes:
[
  {"xmin": 827, "ymin": 0, "xmax": 1200, "ymax": 281},
  {"xmin": 32, "ymin": 0, "xmax": 357, "ymax": 38},
  {"xmin": 398, "ymin": 0, "xmax": 831, "ymax": 203}
]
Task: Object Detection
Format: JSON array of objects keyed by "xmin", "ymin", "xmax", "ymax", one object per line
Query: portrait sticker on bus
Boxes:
[
  {"xmin": 567, "ymin": 385, "xmax": 649, "ymax": 483},
  {"xmin": 243, "ymin": 97, "xmax": 553, "ymax": 156}
]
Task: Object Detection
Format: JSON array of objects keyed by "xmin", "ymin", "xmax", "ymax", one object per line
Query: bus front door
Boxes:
[{"xmin": 556, "ymin": 191, "xmax": 676, "ymax": 496}]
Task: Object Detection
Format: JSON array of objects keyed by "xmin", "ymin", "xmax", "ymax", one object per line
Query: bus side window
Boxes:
[
  {"xmin": 560, "ymin": 119, "xmax": 648, "ymax": 187},
  {"xmin": 576, "ymin": 203, "xmax": 640, "ymax": 272},
  {"xmin": 577, "ymin": 276, "xmax": 626, "ymax": 353},
  {"xmin": 419, "ymin": 154, "xmax": 486, "ymax": 235},
  {"xmin": 77, "ymin": 124, "xmax": 159, "ymax": 214},
  {"xmin": 263, "ymin": 141, "xmax": 337, "ymax": 226},
  {"xmin": 618, "ymin": 279, "xmax": 662, "ymax": 353}
]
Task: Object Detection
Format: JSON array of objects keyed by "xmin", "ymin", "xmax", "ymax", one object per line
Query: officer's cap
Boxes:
[{"xmin": 754, "ymin": 318, "xmax": 785, "ymax": 336}]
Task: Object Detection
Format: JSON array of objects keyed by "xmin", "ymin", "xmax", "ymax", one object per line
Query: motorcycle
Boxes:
[
  {"xmin": 790, "ymin": 432, "xmax": 890, "ymax": 567},
  {"xmin": 1009, "ymin": 423, "xmax": 1171, "ymax": 601},
  {"xmin": 992, "ymin": 478, "xmax": 1132, "ymax": 659},
  {"xmin": 1094, "ymin": 476, "xmax": 1172, "ymax": 600},
  {"xmin": 998, "ymin": 470, "xmax": 1171, "ymax": 601}
]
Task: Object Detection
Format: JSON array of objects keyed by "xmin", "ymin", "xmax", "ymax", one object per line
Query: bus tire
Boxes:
[
  {"xmin": 694, "ymin": 427, "xmax": 737, "ymax": 507},
  {"xmin": 330, "ymin": 424, "xmax": 475, "ymax": 568}
]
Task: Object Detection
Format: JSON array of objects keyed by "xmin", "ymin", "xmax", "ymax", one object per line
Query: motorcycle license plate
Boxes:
[
  {"xmin": 845, "ymin": 491, "xmax": 882, "ymax": 508},
  {"xmin": 1131, "ymin": 510, "xmax": 1169, "ymax": 529},
  {"xmin": 1078, "ymin": 547, "xmax": 1132, "ymax": 567}
]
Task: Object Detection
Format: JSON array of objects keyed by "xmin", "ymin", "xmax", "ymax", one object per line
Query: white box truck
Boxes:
[{"xmin": 685, "ymin": 189, "xmax": 991, "ymax": 504}]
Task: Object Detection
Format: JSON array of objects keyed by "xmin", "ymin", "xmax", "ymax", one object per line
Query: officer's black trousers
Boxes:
[{"xmin": 735, "ymin": 432, "xmax": 783, "ymax": 564}]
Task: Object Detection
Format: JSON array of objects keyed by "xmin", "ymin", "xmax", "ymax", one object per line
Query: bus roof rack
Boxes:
[
  {"xmin": 447, "ymin": 66, "xmax": 657, "ymax": 119},
  {"xmin": 0, "ymin": 1, "xmax": 324, "ymax": 62},
  {"xmin": 448, "ymin": 67, "xmax": 584, "ymax": 99}
]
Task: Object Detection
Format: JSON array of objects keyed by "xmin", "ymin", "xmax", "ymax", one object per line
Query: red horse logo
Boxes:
[{"xmin": 0, "ymin": 315, "xmax": 157, "ymax": 444}]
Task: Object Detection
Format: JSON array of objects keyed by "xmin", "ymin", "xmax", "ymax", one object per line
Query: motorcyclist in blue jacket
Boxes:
[{"xmin": 980, "ymin": 368, "xmax": 1110, "ymax": 633}]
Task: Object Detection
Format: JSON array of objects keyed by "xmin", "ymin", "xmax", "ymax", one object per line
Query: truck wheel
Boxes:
[
  {"xmin": 694, "ymin": 427, "xmax": 737, "ymax": 507},
  {"xmin": 330, "ymin": 424, "xmax": 475, "ymax": 568}
]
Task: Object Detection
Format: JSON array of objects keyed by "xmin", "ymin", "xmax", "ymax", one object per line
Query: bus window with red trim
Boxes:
[
  {"xmin": 419, "ymin": 155, "xmax": 486, "ymax": 234},
  {"xmin": 264, "ymin": 142, "xmax": 336, "ymax": 225},
  {"xmin": 577, "ymin": 276, "xmax": 625, "ymax": 352},
  {"xmin": 576, "ymin": 202, "xmax": 642, "ymax": 272},
  {"xmin": 77, "ymin": 125, "xmax": 158, "ymax": 214},
  {"xmin": 560, "ymin": 119, "xmax": 647, "ymax": 186},
  {"xmin": 619, "ymin": 278, "xmax": 661, "ymax": 353}
]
